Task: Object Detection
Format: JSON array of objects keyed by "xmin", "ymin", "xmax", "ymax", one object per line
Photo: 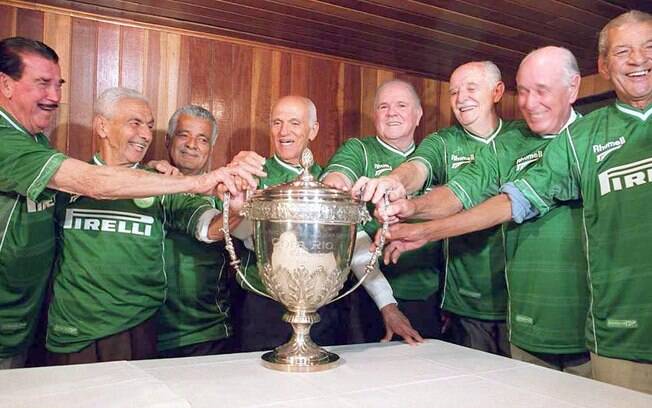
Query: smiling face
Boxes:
[
  {"xmin": 373, "ymin": 81, "xmax": 422, "ymax": 150},
  {"xmin": 0, "ymin": 53, "xmax": 62, "ymax": 134},
  {"xmin": 270, "ymin": 96, "xmax": 318, "ymax": 164},
  {"xmin": 599, "ymin": 20, "xmax": 652, "ymax": 109},
  {"xmin": 168, "ymin": 114, "xmax": 213, "ymax": 175},
  {"xmin": 516, "ymin": 48, "xmax": 579, "ymax": 135},
  {"xmin": 449, "ymin": 63, "xmax": 503, "ymax": 132},
  {"xmin": 96, "ymin": 97, "xmax": 154, "ymax": 167}
]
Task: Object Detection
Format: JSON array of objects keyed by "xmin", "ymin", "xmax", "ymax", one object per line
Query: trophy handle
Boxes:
[
  {"xmin": 221, "ymin": 191, "xmax": 275, "ymax": 300},
  {"xmin": 328, "ymin": 195, "xmax": 390, "ymax": 304}
]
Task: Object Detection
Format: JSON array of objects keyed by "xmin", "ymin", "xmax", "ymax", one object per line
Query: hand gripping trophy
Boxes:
[{"xmin": 222, "ymin": 149, "xmax": 387, "ymax": 372}]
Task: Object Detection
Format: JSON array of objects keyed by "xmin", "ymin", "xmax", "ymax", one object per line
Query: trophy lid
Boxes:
[{"xmin": 242, "ymin": 149, "xmax": 370, "ymax": 225}]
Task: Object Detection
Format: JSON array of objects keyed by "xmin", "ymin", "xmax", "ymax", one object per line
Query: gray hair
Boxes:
[
  {"xmin": 95, "ymin": 87, "xmax": 148, "ymax": 118},
  {"xmin": 599, "ymin": 10, "xmax": 652, "ymax": 56},
  {"xmin": 270, "ymin": 96, "xmax": 318, "ymax": 126},
  {"xmin": 374, "ymin": 79, "xmax": 422, "ymax": 109},
  {"xmin": 167, "ymin": 105, "xmax": 219, "ymax": 145},
  {"xmin": 479, "ymin": 61, "xmax": 502, "ymax": 86},
  {"xmin": 520, "ymin": 46, "xmax": 580, "ymax": 86},
  {"xmin": 305, "ymin": 97, "xmax": 318, "ymax": 126}
]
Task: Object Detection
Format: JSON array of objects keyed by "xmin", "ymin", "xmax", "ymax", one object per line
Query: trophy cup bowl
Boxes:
[{"xmin": 222, "ymin": 149, "xmax": 385, "ymax": 372}]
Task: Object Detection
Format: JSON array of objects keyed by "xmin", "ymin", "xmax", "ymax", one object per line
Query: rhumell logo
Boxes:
[
  {"xmin": 593, "ymin": 136, "xmax": 626, "ymax": 162},
  {"xmin": 63, "ymin": 209, "xmax": 154, "ymax": 236},
  {"xmin": 451, "ymin": 154, "xmax": 474, "ymax": 169},
  {"xmin": 374, "ymin": 163, "xmax": 392, "ymax": 176},
  {"xmin": 598, "ymin": 157, "xmax": 652, "ymax": 196},
  {"xmin": 515, "ymin": 151, "xmax": 543, "ymax": 171}
]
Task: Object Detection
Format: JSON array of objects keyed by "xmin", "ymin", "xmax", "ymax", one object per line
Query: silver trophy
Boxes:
[{"xmin": 222, "ymin": 149, "xmax": 387, "ymax": 372}]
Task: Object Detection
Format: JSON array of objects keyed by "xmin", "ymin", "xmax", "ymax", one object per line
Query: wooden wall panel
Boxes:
[
  {"xmin": 3, "ymin": 2, "xmax": 606, "ymax": 171},
  {"xmin": 0, "ymin": 5, "xmax": 16, "ymax": 39},
  {"xmin": 578, "ymin": 73, "xmax": 612, "ymax": 99},
  {"xmin": 15, "ymin": 8, "xmax": 42, "ymax": 41}
]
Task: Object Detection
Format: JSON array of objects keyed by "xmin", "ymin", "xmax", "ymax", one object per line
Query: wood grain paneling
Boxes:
[{"xmin": 3, "ymin": 1, "xmax": 601, "ymax": 171}]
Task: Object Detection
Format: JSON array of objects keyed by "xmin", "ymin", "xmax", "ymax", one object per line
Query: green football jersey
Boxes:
[
  {"xmin": 447, "ymin": 115, "xmax": 589, "ymax": 354},
  {"xmin": 408, "ymin": 121, "xmax": 514, "ymax": 319},
  {"xmin": 513, "ymin": 102, "xmax": 652, "ymax": 361},
  {"xmin": 236, "ymin": 155, "xmax": 322, "ymax": 294},
  {"xmin": 322, "ymin": 136, "xmax": 441, "ymax": 301},
  {"xmin": 157, "ymin": 196, "xmax": 231, "ymax": 352},
  {"xmin": 47, "ymin": 155, "xmax": 214, "ymax": 353},
  {"xmin": 0, "ymin": 108, "xmax": 66, "ymax": 358}
]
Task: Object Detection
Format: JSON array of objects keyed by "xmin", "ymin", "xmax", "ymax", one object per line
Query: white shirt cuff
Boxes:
[{"xmin": 350, "ymin": 231, "xmax": 396, "ymax": 309}]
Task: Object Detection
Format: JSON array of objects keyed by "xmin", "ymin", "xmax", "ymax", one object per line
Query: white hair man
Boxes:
[
  {"xmin": 380, "ymin": 11, "xmax": 652, "ymax": 393},
  {"xmin": 0, "ymin": 38, "xmax": 258, "ymax": 369},
  {"xmin": 45, "ymin": 89, "xmax": 249, "ymax": 365}
]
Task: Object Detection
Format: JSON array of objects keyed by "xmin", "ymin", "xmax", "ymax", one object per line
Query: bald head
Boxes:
[
  {"xmin": 516, "ymin": 46, "xmax": 580, "ymax": 135},
  {"xmin": 270, "ymin": 95, "xmax": 319, "ymax": 164}
]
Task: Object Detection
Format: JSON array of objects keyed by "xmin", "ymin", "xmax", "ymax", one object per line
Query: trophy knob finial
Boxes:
[{"xmin": 300, "ymin": 149, "xmax": 315, "ymax": 181}]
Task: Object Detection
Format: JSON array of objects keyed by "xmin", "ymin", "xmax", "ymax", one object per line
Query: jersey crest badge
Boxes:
[
  {"xmin": 593, "ymin": 136, "xmax": 626, "ymax": 163},
  {"xmin": 133, "ymin": 197, "xmax": 155, "ymax": 208}
]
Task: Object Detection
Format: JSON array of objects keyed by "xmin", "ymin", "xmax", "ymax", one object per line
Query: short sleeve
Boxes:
[
  {"xmin": 407, "ymin": 133, "xmax": 446, "ymax": 188},
  {"xmin": 512, "ymin": 130, "xmax": 581, "ymax": 216},
  {"xmin": 0, "ymin": 128, "xmax": 66, "ymax": 201},
  {"xmin": 321, "ymin": 138, "xmax": 367, "ymax": 183},
  {"xmin": 446, "ymin": 144, "xmax": 500, "ymax": 209}
]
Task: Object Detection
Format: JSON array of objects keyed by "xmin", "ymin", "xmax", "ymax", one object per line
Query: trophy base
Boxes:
[{"xmin": 261, "ymin": 349, "xmax": 340, "ymax": 372}]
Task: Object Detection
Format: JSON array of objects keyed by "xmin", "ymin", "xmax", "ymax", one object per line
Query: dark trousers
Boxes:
[
  {"xmin": 232, "ymin": 289, "xmax": 343, "ymax": 352},
  {"xmin": 158, "ymin": 337, "xmax": 234, "ymax": 359},
  {"xmin": 47, "ymin": 316, "xmax": 158, "ymax": 365},
  {"xmin": 446, "ymin": 313, "xmax": 510, "ymax": 357},
  {"xmin": 344, "ymin": 286, "xmax": 441, "ymax": 344}
]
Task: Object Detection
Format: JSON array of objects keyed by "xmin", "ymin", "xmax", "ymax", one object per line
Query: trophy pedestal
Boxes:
[{"xmin": 261, "ymin": 310, "xmax": 341, "ymax": 372}]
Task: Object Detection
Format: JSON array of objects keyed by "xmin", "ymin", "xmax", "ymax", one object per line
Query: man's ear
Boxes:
[
  {"xmin": 0, "ymin": 73, "xmax": 15, "ymax": 99},
  {"xmin": 94, "ymin": 115, "xmax": 108, "ymax": 139},
  {"xmin": 493, "ymin": 81, "xmax": 506, "ymax": 103},
  {"xmin": 309, "ymin": 121, "xmax": 319, "ymax": 141},
  {"xmin": 598, "ymin": 55, "xmax": 610, "ymax": 81},
  {"xmin": 568, "ymin": 74, "xmax": 581, "ymax": 105}
]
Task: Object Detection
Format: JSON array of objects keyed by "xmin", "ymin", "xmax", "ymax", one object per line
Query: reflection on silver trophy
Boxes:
[{"xmin": 222, "ymin": 149, "xmax": 387, "ymax": 372}]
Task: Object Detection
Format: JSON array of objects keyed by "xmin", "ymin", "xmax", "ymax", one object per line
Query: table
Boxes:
[{"xmin": 1, "ymin": 340, "xmax": 650, "ymax": 407}]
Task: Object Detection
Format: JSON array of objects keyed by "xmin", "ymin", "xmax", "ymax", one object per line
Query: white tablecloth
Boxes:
[{"xmin": 1, "ymin": 340, "xmax": 650, "ymax": 407}]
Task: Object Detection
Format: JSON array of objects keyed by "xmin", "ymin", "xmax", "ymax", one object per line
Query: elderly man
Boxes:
[
  {"xmin": 379, "ymin": 48, "xmax": 591, "ymax": 376},
  {"xmin": 343, "ymin": 67, "xmax": 516, "ymax": 355},
  {"xmin": 321, "ymin": 79, "xmax": 442, "ymax": 345},
  {"xmin": 0, "ymin": 37, "xmax": 257, "ymax": 369},
  {"xmin": 231, "ymin": 95, "xmax": 415, "ymax": 351},
  {"xmin": 45, "ymin": 88, "xmax": 246, "ymax": 365},
  {"xmin": 381, "ymin": 12, "xmax": 652, "ymax": 392},
  {"xmin": 156, "ymin": 105, "xmax": 235, "ymax": 358}
]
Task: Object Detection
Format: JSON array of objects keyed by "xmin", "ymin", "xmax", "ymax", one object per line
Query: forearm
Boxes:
[
  {"xmin": 206, "ymin": 213, "xmax": 244, "ymax": 241},
  {"xmin": 389, "ymin": 162, "xmax": 428, "ymax": 194},
  {"xmin": 49, "ymin": 158, "xmax": 200, "ymax": 199},
  {"xmin": 409, "ymin": 186, "xmax": 463, "ymax": 220},
  {"xmin": 422, "ymin": 194, "xmax": 512, "ymax": 241}
]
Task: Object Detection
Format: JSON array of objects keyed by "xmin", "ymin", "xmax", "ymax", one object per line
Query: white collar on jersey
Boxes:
[
  {"xmin": 92, "ymin": 153, "xmax": 140, "ymax": 169},
  {"xmin": 272, "ymin": 154, "xmax": 303, "ymax": 174},
  {"xmin": 540, "ymin": 109, "xmax": 579, "ymax": 139},
  {"xmin": 0, "ymin": 108, "xmax": 38, "ymax": 142},
  {"xmin": 375, "ymin": 136, "xmax": 415, "ymax": 157},
  {"xmin": 462, "ymin": 118, "xmax": 503, "ymax": 144},
  {"xmin": 615, "ymin": 101, "xmax": 652, "ymax": 121}
]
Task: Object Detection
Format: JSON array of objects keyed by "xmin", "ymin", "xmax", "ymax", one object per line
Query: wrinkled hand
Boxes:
[
  {"xmin": 148, "ymin": 160, "xmax": 181, "ymax": 176},
  {"xmin": 227, "ymin": 188, "xmax": 246, "ymax": 213},
  {"xmin": 380, "ymin": 303, "xmax": 424, "ymax": 345},
  {"xmin": 351, "ymin": 176, "xmax": 406, "ymax": 204},
  {"xmin": 379, "ymin": 223, "xmax": 430, "ymax": 264},
  {"xmin": 321, "ymin": 172, "xmax": 353, "ymax": 191},
  {"xmin": 228, "ymin": 150, "xmax": 267, "ymax": 178},
  {"xmin": 374, "ymin": 197, "xmax": 415, "ymax": 224},
  {"xmin": 195, "ymin": 166, "xmax": 256, "ymax": 197}
]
